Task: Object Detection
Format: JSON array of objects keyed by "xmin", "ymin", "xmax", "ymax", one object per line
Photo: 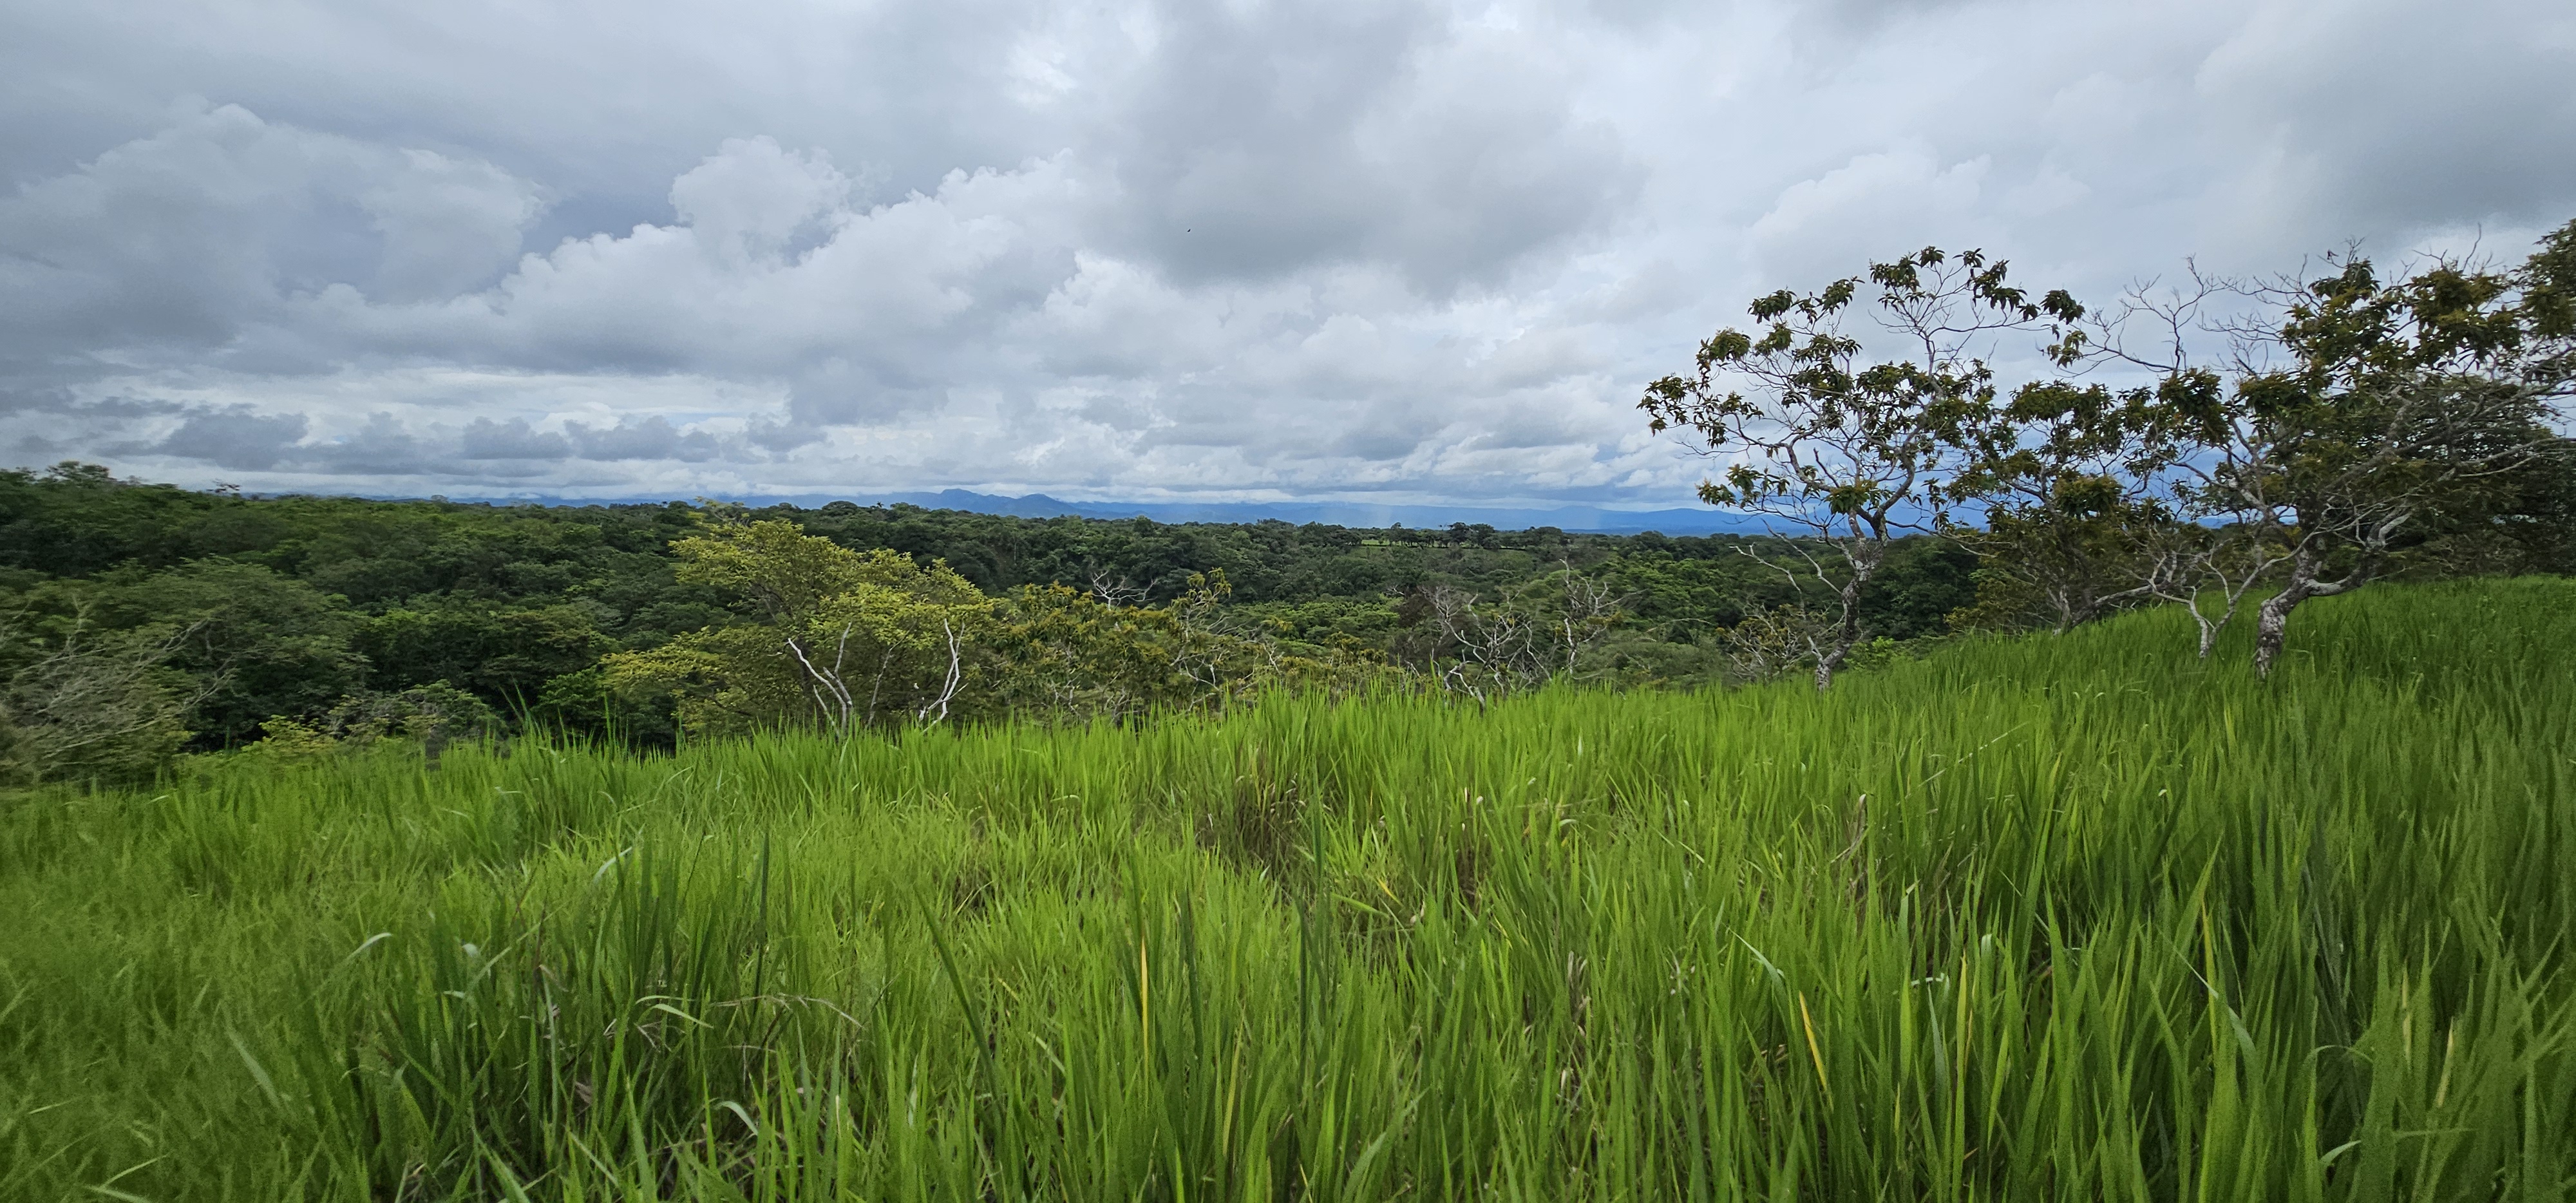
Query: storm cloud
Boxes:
[{"xmin": 1, "ymin": 0, "xmax": 2568, "ymax": 504}]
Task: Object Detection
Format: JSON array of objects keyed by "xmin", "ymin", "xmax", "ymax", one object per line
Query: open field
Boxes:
[{"xmin": 5, "ymin": 580, "xmax": 2571, "ymax": 1200}]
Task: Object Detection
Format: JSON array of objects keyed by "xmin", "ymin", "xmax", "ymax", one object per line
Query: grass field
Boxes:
[{"xmin": 4, "ymin": 579, "xmax": 2571, "ymax": 1201}]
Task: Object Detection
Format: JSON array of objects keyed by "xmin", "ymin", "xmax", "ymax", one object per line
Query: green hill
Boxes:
[{"xmin": 5, "ymin": 579, "xmax": 2570, "ymax": 1200}]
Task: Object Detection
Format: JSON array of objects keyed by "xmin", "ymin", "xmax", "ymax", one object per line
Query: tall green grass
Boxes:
[{"xmin": 4, "ymin": 579, "xmax": 2571, "ymax": 1200}]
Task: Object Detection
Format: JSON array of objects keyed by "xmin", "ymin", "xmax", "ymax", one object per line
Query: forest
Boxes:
[{"xmin": 0, "ymin": 466, "xmax": 1985, "ymax": 782}]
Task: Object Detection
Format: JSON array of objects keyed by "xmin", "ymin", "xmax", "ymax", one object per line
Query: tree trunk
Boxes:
[
  {"xmin": 2254, "ymin": 536, "xmax": 2382, "ymax": 677},
  {"xmin": 1814, "ymin": 590, "xmax": 1864, "ymax": 691},
  {"xmin": 2251, "ymin": 590, "xmax": 2296, "ymax": 677},
  {"xmin": 2253, "ymin": 551, "xmax": 2321, "ymax": 678}
]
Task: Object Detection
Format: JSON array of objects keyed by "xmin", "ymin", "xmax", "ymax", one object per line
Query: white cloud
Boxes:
[{"xmin": 667, "ymin": 137, "xmax": 851, "ymax": 267}]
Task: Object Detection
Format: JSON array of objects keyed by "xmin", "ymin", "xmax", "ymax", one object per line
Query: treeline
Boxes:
[{"xmin": 0, "ymin": 467, "xmax": 1973, "ymax": 783}]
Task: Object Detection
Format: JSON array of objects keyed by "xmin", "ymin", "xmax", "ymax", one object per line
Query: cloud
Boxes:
[
  {"xmin": 2192, "ymin": 0, "xmax": 2576, "ymax": 249},
  {"xmin": 0, "ymin": 104, "xmax": 546, "ymax": 366},
  {"xmin": 1083, "ymin": 1, "xmax": 1640, "ymax": 292},
  {"xmin": 144, "ymin": 408, "xmax": 310, "ymax": 471},
  {"xmin": 668, "ymin": 137, "xmax": 851, "ymax": 267},
  {"xmin": 459, "ymin": 417, "xmax": 571, "ymax": 460},
  {"xmin": 567, "ymin": 416, "xmax": 724, "ymax": 462},
  {"xmin": 0, "ymin": 0, "xmax": 2570, "ymax": 506},
  {"xmin": 1747, "ymin": 146, "xmax": 1996, "ymax": 283}
]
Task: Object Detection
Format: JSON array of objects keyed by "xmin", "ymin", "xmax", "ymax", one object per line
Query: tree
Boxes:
[
  {"xmin": 1946, "ymin": 379, "xmax": 2166, "ymax": 633},
  {"xmin": 2391, "ymin": 431, "xmax": 2576, "ymax": 576},
  {"xmin": 603, "ymin": 520, "xmax": 989, "ymax": 737},
  {"xmin": 1970, "ymin": 267, "xmax": 2287, "ymax": 658},
  {"xmin": 88, "ymin": 560, "xmax": 365, "ymax": 747},
  {"xmin": 0, "ymin": 587, "xmax": 199, "ymax": 784},
  {"xmin": 987, "ymin": 571, "xmax": 1382, "ymax": 725},
  {"xmin": 1410, "ymin": 565, "xmax": 1626, "ymax": 703},
  {"xmin": 2103, "ymin": 222, "xmax": 2576, "ymax": 675},
  {"xmin": 788, "ymin": 568, "xmax": 981, "ymax": 731},
  {"xmin": 360, "ymin": 603, "xmax": 615, "ymax": 712},
  {"xmin": 1640, "ymin": 247, "xmax": 2081, "ymax": 687}
]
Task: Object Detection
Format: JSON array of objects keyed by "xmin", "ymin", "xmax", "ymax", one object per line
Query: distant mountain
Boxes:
[
  {"xmin": 751, "ymin": 489, "xmax": 1768, "ymax": 536},
  {"xmin": 321, "ymin": 485, "xmax": 1768, "ymax": 535}
]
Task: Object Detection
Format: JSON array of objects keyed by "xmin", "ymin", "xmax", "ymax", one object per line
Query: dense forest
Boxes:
[
  {"xmin": 0, "ymin": 464, "xmax": 1982, "ymax": 779},
  {"xmin": 3, "ymin": 445, "xmax": 2562, "ymax": 788}
]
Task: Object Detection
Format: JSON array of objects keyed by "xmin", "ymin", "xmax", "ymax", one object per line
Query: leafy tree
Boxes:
[
  {"xmin": 1946, "ymin": 379, "xmax": 2169, "ymax": 633},
  {"xmin": 323, "ymin": 682, "xmax": 498, "ymax": 754},
  {"xmin": 360, "ymin": 603, "xmax": 615, "ymax": 712},
  {"xmin": 992, "ymin": 573, "xmax": 1384, "ymax": 724},
  {"xmin": 88, "ymin": 560, "xmax": 365, "ymax": 747},
  {"xmin": 1857, "ymin": 536, "xmax": 1980, "ymax": 638},
  {"xmin": 2391, "ymin": 433, "xmax": 2576, "ymax": 576},
  {"xmin": 2103, "ymin": 221, "xmax": 2576, "ymax": 674},
  {"xmin": 1595, "ymin": 549, "xmax": 1765, "ymax": 639},
  {"xmin": 604, "ymin": 520, "xmax": 989, "ymax": 737},
  {"xmin": 989, "ymin": 583, "xmax": 1216, "ymax": 723},
  {"xmin": 1640, "ymin": 247, "xmax": 2081, "ymax": 687}
]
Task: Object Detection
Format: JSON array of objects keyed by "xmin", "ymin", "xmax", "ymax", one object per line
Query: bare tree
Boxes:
[
  {"xmin": 786, "ymin": 609, "xmax": 975, "ymax": 735},
  {"xmin": 783, "ymin": 622, "xmax": 868, "ymax": 734},
  {"xmin": 1087, "ymin": 569, "xmax": 1147, "ymax": 609},
  {"xmin": 1426, "ymin": 584, "xmax": 1543, "ymax": 705},
  {"xmin": 915, "ymin": 619, "xmax": 964, "ymax": 726},
  {"xmin": 2124, "ymin": 521, "xmax": 2277, "ymax": 660},
  {"xmin": 0, "ymin": 597, "xmax": 211, "ymax": 783},
  {"xmin": 1716, "ymin": 604, "xmax": 1833, "ymax": 685},
  {"xmin": 2036, "ymin": 267, "xmax": 2291, "ymax": 656},
  {"xmin": 1555, "ymin": 564, "xmax": 1625, "ymax": 676},
  {"xmin": 1422, "ymin": 566, "xmax": 1627, "ymax": 703}
]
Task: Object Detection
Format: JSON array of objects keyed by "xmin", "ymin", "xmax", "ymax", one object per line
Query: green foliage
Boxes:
[
  {"xmin": 2390, "ymin": 433, "xmax": 2576, "ymax": 575},
  {"xmin": 359, "ymin": 604, "xmax": 616, "ymax": 708},
  {"xmin": 2005, "ymin": 217, "xmax": 2576, "ymax": 672},
  {"xmin": 605, "ymin": 521, "xmax": 991, "ymax": 737},
  {"xmin": 989, "ymin": 574, "xmax": 1379, "ymax": 723},
  {"xmin": 0, "ymin": 462, "xmax": 1989, "ymax": 769},
  {"xmin": 86, "ymin": 560, "xmax": 366, "ymax": 746},
  {"xmin": 324, "ymin": 682, "xmax": 500, "ymax": 749},
  {"xmin": 5, "ymin": 580, "xmax": 2571, "ymax": 1198},
  {"xmin": 245, "ymin": 714, "xmax": 339, "ymax": 763},
  {"xmin": 1944, "ymin": 377, "xmax": 2174, "ymax": 632}
]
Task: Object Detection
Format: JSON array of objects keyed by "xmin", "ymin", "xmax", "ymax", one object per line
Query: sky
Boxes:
[{"xmin": 1, "ymin": 0, "xmax": 2571, "ymax": 508}]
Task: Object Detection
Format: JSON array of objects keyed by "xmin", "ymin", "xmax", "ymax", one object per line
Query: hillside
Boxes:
[{"xmin": 4, "ymin": 579, "xmax": 2571, "ymax": 1199}]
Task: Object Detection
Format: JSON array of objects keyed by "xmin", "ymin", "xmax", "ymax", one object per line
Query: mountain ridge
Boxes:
[{"xmin": 737, "ymin": 489, "xmax": 1769, "ymax": 535}]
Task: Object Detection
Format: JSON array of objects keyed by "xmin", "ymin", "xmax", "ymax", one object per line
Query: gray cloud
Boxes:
[
  {"xmin": 144, "ymin": 408, "xmax": 311, "ymax": 470},
  {"xmin": 1086, "ymin": 1, "xmax": 1638, "ymax": 291},
  {"xmin": 0, "ymin": 104, "xmax": 547, "ymax": 369},
  {"xmin": 2190, "ymin": 0, "xmax": 2576, "ymax": 242},
  {"xmin": 567, "ymin": 416, "xmax": 724, "ymax": 462},
  {"xmin": 460, "ymin": 417, "xmax": 572, "ymax": 460},
  {"xmin": 0, "ymin": 0, "xmax": 2569, "ymax": 506}
]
